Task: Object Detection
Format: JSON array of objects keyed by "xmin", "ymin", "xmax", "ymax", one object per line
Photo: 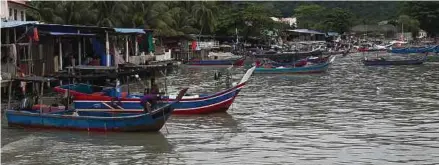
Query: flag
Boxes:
[
  {"xmin": 33, "ymin": 28, "xmax": 39, "ymax": 42},
  {"xmin": 191, "ymin": 40, "xmax": 197, "ymax": 51}
]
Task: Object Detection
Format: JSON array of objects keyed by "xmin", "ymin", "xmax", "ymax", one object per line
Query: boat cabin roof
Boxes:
[{"xmin": 13, "ymin": 76, "xmax": 56, "ymax": 82}]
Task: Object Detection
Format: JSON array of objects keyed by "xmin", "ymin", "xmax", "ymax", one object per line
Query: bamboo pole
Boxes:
[
  {"xmin": 105, "ymin": 31, "xmax": 110, "ymax": 66},
  {"xmin": 78, "ymin": 30, "xmax": 81, "ymax": 66},
  {"xmin": 59, "ymin": 38, "xmax": 63, "ymax": 71},
  {"xmin": 27, "ymin": 27, "xmax": 32, "ymax": 75},
  {"xmin": 6, "ymin": 29, "xmax": 10, "ymax": 43},
  {"xmin": 83, "ymin": 38, "xmax": 86, "ymax": 57},
  {"xmin": 125, "ymin": 36, "xmax": 129, "ymax": 62},
  {"xmin": 7, "ymin": 81, "xmax": 12, "ymax": 109},
  {"xmin": 14, "ymin": 28, "xmax": 17, "ymax": 42},
  {"xmin": 135, "ymin": 35, "xmax": 138, "ymax": 56},
  {"xmin": 39, "ymin": 64, "xmax": 45, "ymax": 114}
]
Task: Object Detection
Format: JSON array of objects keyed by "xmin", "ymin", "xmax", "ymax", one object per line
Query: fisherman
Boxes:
[
  {"xmin": 140, "ymin": 88, "xmax": 153, "ymax": 113},
  {"xmin": 140, "ymin": 84, "xmax": 161, "ymax": 113}
]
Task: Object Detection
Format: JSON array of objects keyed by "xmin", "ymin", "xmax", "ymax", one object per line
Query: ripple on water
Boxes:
[{"xmin": 2, "ymin": 54, "xmax": 439, "ymax": 164}]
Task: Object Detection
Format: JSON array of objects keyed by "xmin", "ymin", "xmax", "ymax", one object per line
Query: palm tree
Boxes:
[
  {"xmin": 93, "ymin": 1, "xmax": 128, "ymax": 27},
  {"xmin": 28, "ymin": 1, "xmax": 96, "ymax": 25},
  {"xmin": 191, "ymin": 1, "xmax": 218, "ymax": 34},
  {"xmin": 168, "ymin": 7, "xmax": 199, "ymax": 36}
]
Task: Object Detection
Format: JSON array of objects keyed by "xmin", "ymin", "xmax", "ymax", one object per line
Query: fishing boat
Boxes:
[
  {"xmin": 427, "ymin": 54, "xmax": 439, "ymax": 62},
  {"xmin": 186, "ymin": 57, "xmax": 245, "ymax": 66},
  {"xmin": 254, "ymin": 56, "xmax": 335, "ymax": 74},
  {"xmin": 5, "ymin": 75, "xmax": 188, "ymax": 132},
  {"xmin": 6, "ymin": 87, "xmax": 188, "ymax": 132},
  {"xmin": 362, "ymin": 56, "xmax": 426, "ymax": 66},
  {"xmin": 54, "ymin": 66, "xmax": 256, "ymax": 115}
]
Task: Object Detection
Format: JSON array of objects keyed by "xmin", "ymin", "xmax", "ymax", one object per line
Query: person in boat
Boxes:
[
  {"xmin": 140, "ymin": 88, "xmax": 153, "ymax": 113},
  {"xmin": 140, "ymin": 83, "xmax": 162, "ymax": 113}
]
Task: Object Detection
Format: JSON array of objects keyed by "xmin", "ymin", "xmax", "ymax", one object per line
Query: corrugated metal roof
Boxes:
[
  {"xmin": 113, "ymin": 28, "xmax": 146, "ymax": 34},
  {"xmin": 0, "ymin": 21, "xmax": 39, "ymax": 28},
  {"xmin": 288, "ymin": 29, "xmax": 325, "ymax": 35},
  {"xmin": 48, "ymin": 32, "xmax": 96, "ymax": 36},
  {"xmin": 327, "ymin": 32, "xmax": 339, "ymax": 36}
]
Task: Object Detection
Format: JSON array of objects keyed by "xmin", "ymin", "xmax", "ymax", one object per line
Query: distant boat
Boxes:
[
  {"xmin": 254, "ymin": 57, "xmax": 335, "ymax": 74},
  {"xmin": 389, "ymin": 46, "xmax": 439, "ymax": 54},
  {"xmin": 362, "ymin": 56, "xmax": 426, "ymax": 66},
  {"xmin": 5, "ymin": 88, "xmax": 188, "ymax": 132},
  {"xmin": 427, "ymin": 54, "xmax": 439, "ymax": 62},
  {"xmin": 186, "ymin": 57, "xmax": 245, "ymax": 66}
]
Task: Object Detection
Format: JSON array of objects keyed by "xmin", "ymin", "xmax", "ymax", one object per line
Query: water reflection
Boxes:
[{"xmin": 2, "ymin": 53, "xmax": 439, "ymax": 164}]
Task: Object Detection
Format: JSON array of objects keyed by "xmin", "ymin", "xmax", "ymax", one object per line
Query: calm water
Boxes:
[{"xmin": 2, "ymin": 54, "xmax": 439, "ymax": 165}]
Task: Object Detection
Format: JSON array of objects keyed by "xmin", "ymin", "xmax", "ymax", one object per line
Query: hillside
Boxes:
[{"xmin": 270, "ymin": 2, "xmax": 401, "ymax": 24}]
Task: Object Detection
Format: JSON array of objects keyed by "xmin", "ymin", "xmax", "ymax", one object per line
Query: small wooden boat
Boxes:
[
  {"xmin": 254, "ymin": 57, "xmax": 335, "ymax": 74},
  {"xmin": 6, "ymin": 88, "xmax": 188, "ymax": 132},
  {"xmin": 54, "ymin": 66, "xmax": 256, "ymax": 115},
  {"xmin": 255, "ymin": 56, "xmax": 335, "ymax": 74},
  {"xmin": 390, "ymin": 46, "xmax": 439, "ymax": 54},
  {"xmin": 427, "ymin": 54, "xmax": 439, "ymax": 62},
  {"xmin": 186, "ymin": 57, "xmax": 245, "ymax": 66},
  {"xmin": 307, "ymin": 55, "xmax": 330, "ymax": 63},
  {"xmin": 254, "ymin": 58, "xmax": 307, "ymax": 68},
  {"xmin": 362, "ymin": 56, "xmax": 426, "ymax": 66},
  {"xmin": 255, "ymin": 62, "xmax": 330, "ymax": 74}
]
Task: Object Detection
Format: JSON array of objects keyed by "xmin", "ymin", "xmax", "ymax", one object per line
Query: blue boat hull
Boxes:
[
  {"xmin": 254, "ymin": 62, "xmax": 330, "ymax": 74},
  {"xmin": 6, "ymin": 105, "xmax": 174, "ymax": 132},
  {"xmin": 186, "ymin": 57, "xmax": 244, "ymax": 66},
  {"xmin": 362, "ymin": 59, "xmax": 425, "ymax": 66},
  {"xmin": 390, "ymin": 46, "xmax": 439, "ymax": 54},
  {"xmin": 72, "ymin": 83, "xmax": 245, "ymax": 115}
]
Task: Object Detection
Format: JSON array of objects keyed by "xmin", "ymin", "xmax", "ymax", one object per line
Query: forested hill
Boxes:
[{"xmin": 252, "ymin": 1, "xmax": 401, "ymax": 24}]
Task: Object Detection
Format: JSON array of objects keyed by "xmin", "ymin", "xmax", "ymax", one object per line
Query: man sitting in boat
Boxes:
[{"xmin": 140, "ymin": 84, "xmax": 162, "ymax": 113}]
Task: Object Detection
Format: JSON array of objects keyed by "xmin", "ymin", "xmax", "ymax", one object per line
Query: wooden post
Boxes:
[
  {"xmin": 83, "ymin": 38, "xmax": 86, "ymax": 58},
  {"xmin": 6, "ymin": 29, "xmax": 10, "ymax": 43},
  {"xmin": 7, "ymin": 81, "xmax": 12, "ymax": 109},
  {"xmin": 13, "ymin": 28, "xmax": 17, "ymax": 42},
  {"xmin": 125, "ymin": 36, "xmax": 129, "ymax": 62},
  {"xmin": 78, "ymin": 30, "xmax": 81, "ymax": 66},
  {"xmin": 105, "ymin": 31, "xmax": 110, "ymax": 66},
  {"xmin": 59, "ymin": 38, "xmax": 63, "ymax": 70},
  {"xmin": 134, "ymin": 35, "xmax": 138, "ymax": 56},
  {"xmin": 28, "ymin": 35, "xmax": 32, "ymax": 75}
]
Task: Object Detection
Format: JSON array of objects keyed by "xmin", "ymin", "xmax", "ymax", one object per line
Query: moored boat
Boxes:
[
  {"xmin": 253, "ymin": 56, "xmax": 335, "ymax": 74},
  {"xmin": 362, "ymin": 56, "xmax": 426, "ymax": 66},
  {"xmin": 6, "ymin": 80, "xmax": 188, "ymax": 132},
  {"xmin": 186, "ymin": 57, "xmax": 245, "ymax": 66},
  {"xmin": 54, "ymin": 66, "xmax": 256, "ymax": 115}
]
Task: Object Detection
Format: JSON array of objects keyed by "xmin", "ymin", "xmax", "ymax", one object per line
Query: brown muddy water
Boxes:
[{"xmin": 2, "ymin": 53, "xmax": 439, "ymax": 164}]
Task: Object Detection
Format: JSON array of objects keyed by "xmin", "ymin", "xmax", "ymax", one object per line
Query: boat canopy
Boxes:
[
  {"xmin": 0, "ymin": 20, "xmax": 40, "ymax": 28},
  {"xmin": 287, "ymin": 29, "xmax": 325, "ymax": 35}
]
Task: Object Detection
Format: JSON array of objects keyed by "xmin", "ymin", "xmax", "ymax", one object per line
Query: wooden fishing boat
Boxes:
[
  {"xmin": 254, "ymin": 58, "xmax": 307, "ymax": 68},
  {"xmin": 427, "ymin": 54, "xmax": 439, "ymax": 62},
  {"xmin": 54, "ymin": 66, "xmax": 256, "ymax": 115},
  {"xmin": 307, "ymin": 55, "xmax": 330, "ymax": 63},
  {"xmin": 362, "ymin": 56, "xmax": 426, "ymax": 66},
  {"xmin": 6, "ymin": 88, "xmax": 188, "ymax": 132},
  {"xmin": 186, "ymin": 57, "xmax": 245, "ymax": 66},
  {"xmin": 254, "ymin": 56, "xmax": 335, "ymax": 74}
]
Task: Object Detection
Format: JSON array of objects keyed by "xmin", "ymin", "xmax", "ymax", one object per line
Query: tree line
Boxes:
[{"xmin": 26, "ymin": 1, "xmax": 439, "ymax": 39}]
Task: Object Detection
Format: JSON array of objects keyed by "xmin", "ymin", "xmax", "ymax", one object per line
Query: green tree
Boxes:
[
  {"xmin": 323, "ymin": 8, "xmax": 354, "ymax": 34},
  {"xmin": 191, "ymin": 1, "xmax": 218, "ymax": 34},
  {"xmin": 293, "ymin": 4, "xmax": 326, "ymax": 30},
  {"xmin": 93, "ymin": 1, "xmax": 128, "ymax": 27},
  {"xmin": 403, "ymin": 2, "xmax": 439, "ymax": 37},
  {"xmin": 397, "ymin": 15, "xmax": 420, "ymax": 39},
  {"xmin": 27, "ymin": 1, "xmax": 96, "ymax": 25}
]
